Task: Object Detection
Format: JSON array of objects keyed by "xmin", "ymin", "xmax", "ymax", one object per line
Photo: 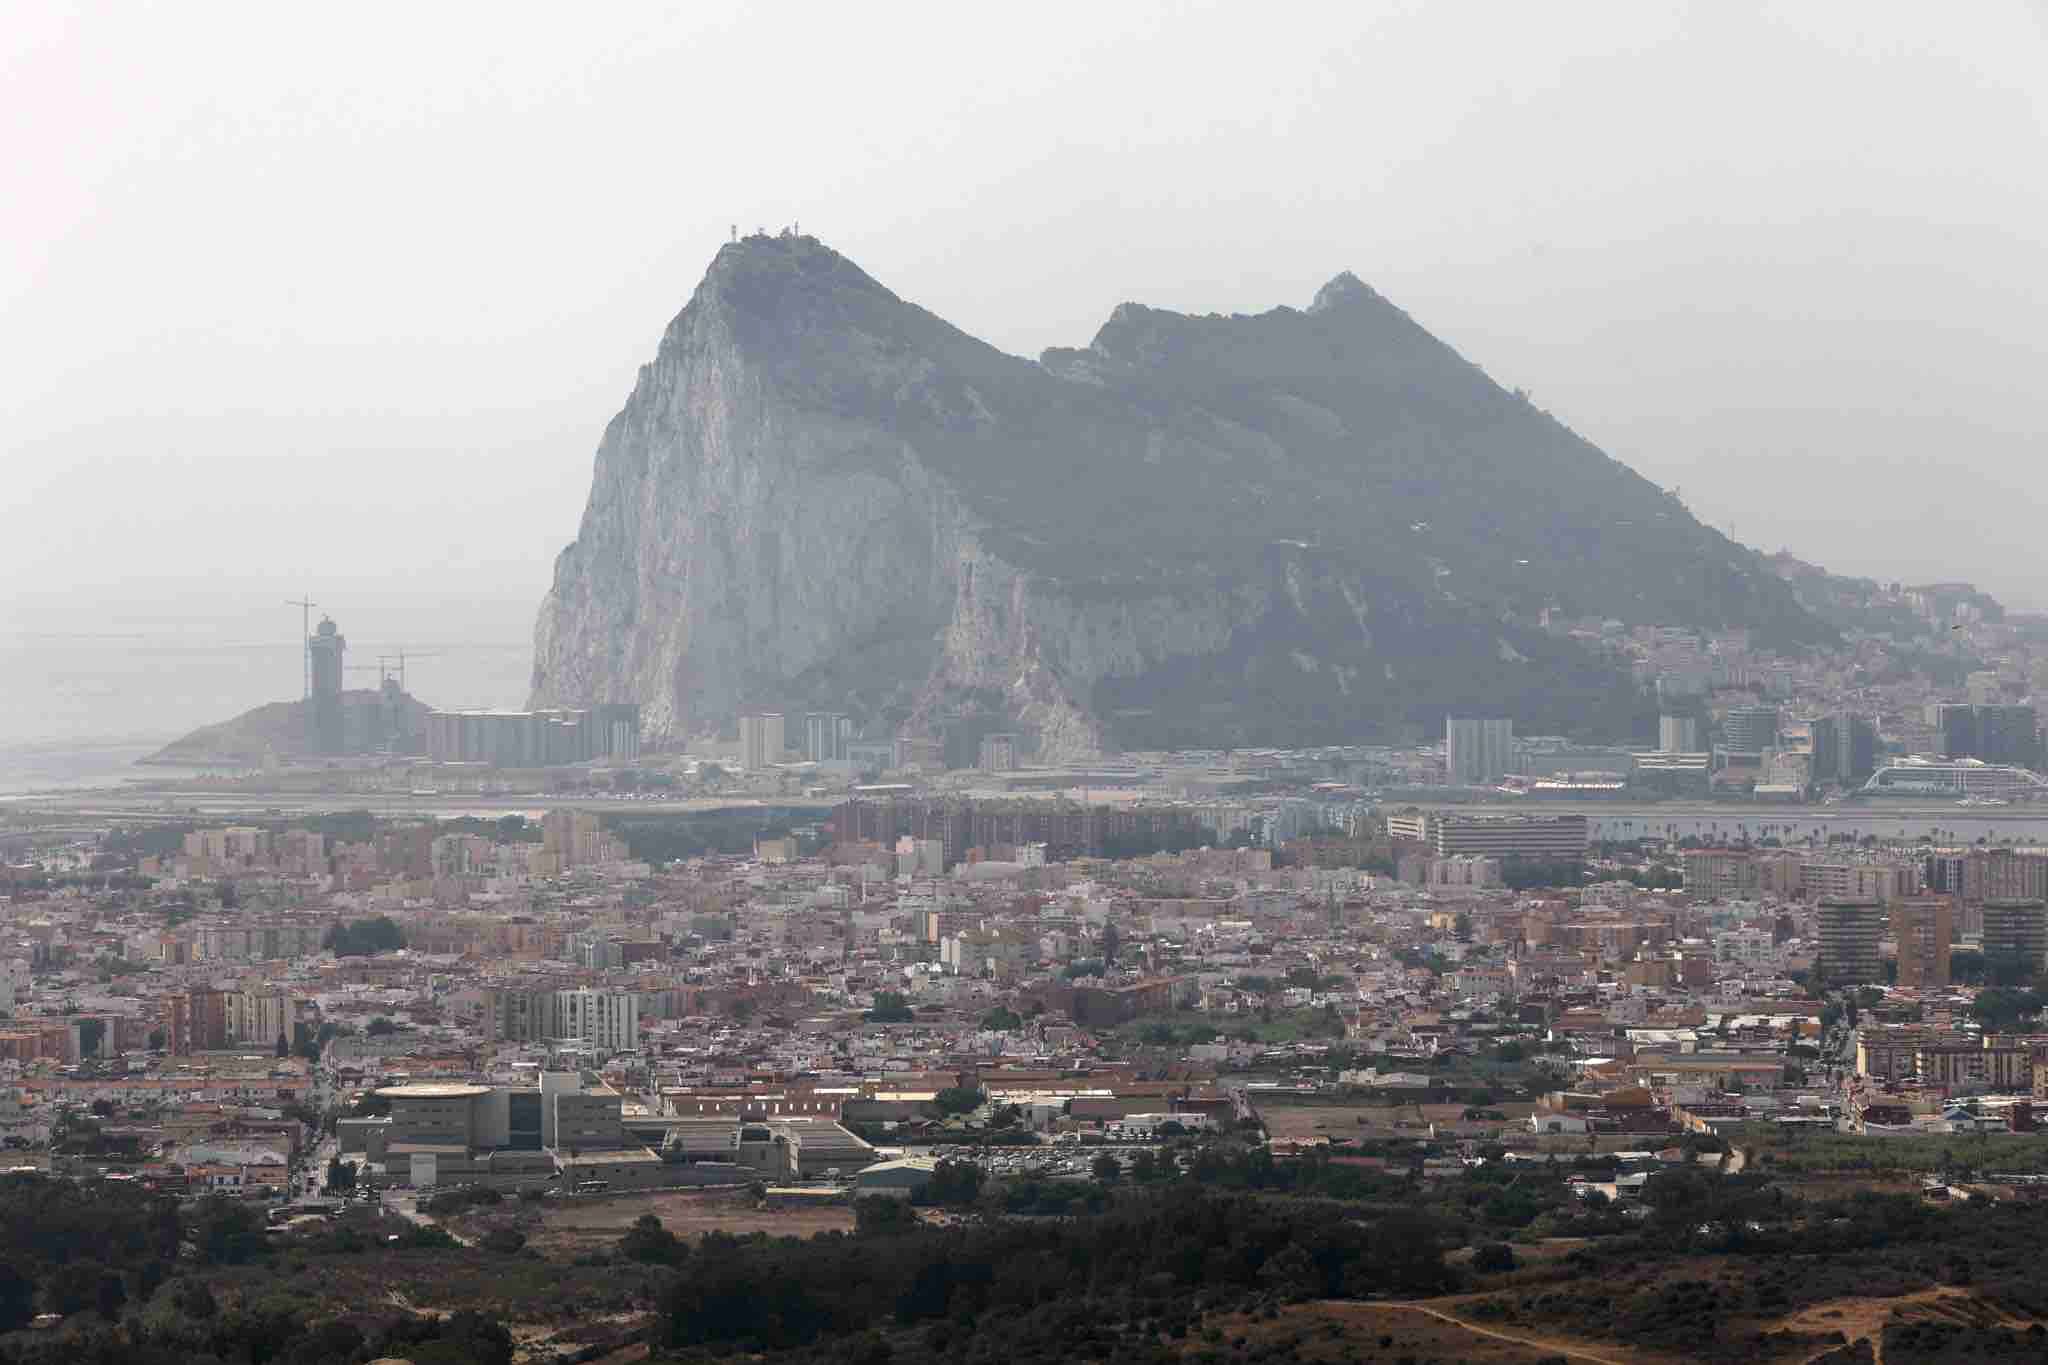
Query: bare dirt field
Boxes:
[
  {"xmin": 1765, "ymin": 1285, "xmax": 2037, "ymax": 1359},
  {"xmin": 1191, "ymin": 1300, "xmax": 1674, "ymax": 1365},
  {"xmin": 1258, "ymin": 1101, "xmax": 1539, "ymax": 1145},
  {"xmin": 522, "ymin": 1188, "xmax": 855, "ymax": 1255}
]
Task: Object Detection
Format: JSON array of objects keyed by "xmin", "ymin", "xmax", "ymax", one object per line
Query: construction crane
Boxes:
[
  {"xmin": 380, "ymin": 648, "xmax": 443, "ymax": 695},
  {"xmin": 284, "ymin": 597, "xmax": 319, "ymax": 698}
]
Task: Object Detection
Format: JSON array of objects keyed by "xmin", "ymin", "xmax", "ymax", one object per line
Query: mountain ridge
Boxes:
[{"xmin": 530, "ymin": 234, "xmax": 1828, "ymax": 759}]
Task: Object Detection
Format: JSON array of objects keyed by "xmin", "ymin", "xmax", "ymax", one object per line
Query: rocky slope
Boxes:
[
  {"xmin": 531, "ymin": 235, "xmax": 1827, "ymax": 760},
  {"xmin": 145, "ymin": 689, "xmax": 430, "ymax": 765}
]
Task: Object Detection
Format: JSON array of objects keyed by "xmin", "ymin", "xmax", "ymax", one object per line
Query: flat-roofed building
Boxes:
[
  {"xmin": 1445, "ymin": 718, "xmax": 1514, "ymax": 785},
  {"xmin": 1816, "ymin": 899, "xmax": 1886, "ymax": 985},
  {"xmin": 1683, "ymin": 849, "xmax": 1758, "ymax": 898},
  {"xmin": 1891, "ymin": 897, "xmax": 1954, "ymax": 991},
  {"xmin": 425, "ymin": 704, "xmax": 638, "ymax": 766},
  {"xmin": 1984, "ymin": 900, "xmax": 2048, "ymax": 979},
  {"xmin": 1803, "ymin": 860, "xmax": 1917, "ymax": 904},
  {"xmin": 1428, "ymin": 813, "xmax": 1588, "ymax": 862}
]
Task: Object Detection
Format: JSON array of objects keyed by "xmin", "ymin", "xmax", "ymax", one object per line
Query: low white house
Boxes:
[{"xmin": 1528, "ymin": 1109, "xmax": 1590, "ymax": 1136}]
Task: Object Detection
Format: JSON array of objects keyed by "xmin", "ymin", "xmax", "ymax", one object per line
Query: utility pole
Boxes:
[{"xmin": 284, "ymin": 597, "xmax": 318, "ymax": 698}]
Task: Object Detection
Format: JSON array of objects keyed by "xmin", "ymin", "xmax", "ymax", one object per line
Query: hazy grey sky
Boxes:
[{"xmin": 6, "ymin": 0, "xmax": 2047, "ymax": 631}]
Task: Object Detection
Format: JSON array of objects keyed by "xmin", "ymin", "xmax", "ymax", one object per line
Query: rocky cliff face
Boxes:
[{"xmin": 531, "ymin": 235, "xmax": 1826, "ymax": 759}]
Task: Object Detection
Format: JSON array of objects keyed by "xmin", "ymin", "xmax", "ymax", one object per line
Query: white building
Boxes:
[
  {"xmin": 740, "ymin": 712, "xmax": 786, "ymax": 771},
  {"xmin": 552, "ymin": 989, "xmax": 640, "ymax": 1054}
]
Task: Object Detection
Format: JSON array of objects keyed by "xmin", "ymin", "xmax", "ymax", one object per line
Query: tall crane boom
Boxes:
[{"xmin": 284, "ymin": 597, "xmax": 319, "ymax": 699}]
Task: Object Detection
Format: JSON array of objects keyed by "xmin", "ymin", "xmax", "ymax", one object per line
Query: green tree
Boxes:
[
  {"xmin": 479, "ymin": 1228, "xmax": 526, "ymax": 1255},
  {"xmin": 324, "ymin": 916, "xmax": 405, "ymax": 957},
  {"xmin": 1091, "ymin": 1153, "xmax": 1121, "ymax": 1183},
  {"xmin": 1472, "ymin": 1241, "xmax": 1516, "ymax": 1272},
  {"xmin": 931, "ymin": 1087, "xmax": 985, "ymax": 1116},
  {"xmin": 169, "ymin": 1276, "xmax": 217, "ymax": 1320},
  {"xmin": 0, "ymin": 1263, "xmax": 32, "ymax": 1332},
  {"xmin": 621, "ymin": 1212, "xmax": 687, "ymax": 1265},
  {"xmin": 865, "ymin": 992, "xmax": 915, "ymax": 1024},
  {"xmin": 854, "ymin": 1196, "xmax": 917, "ymax": 1237},
  {"xmin": 925, "ymin": 1159, "xmax": 984, "ymax": 1206}
]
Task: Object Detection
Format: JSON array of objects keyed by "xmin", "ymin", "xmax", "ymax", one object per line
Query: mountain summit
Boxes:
[{"xmin": 530, "ymin": 233, "xmax": 1823, "ymax": 759}]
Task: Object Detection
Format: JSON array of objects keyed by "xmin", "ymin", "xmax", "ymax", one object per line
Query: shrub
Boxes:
[{"xmin": 1473, "ymin": 1242, "xmax": 1517, "ymax": 1273}]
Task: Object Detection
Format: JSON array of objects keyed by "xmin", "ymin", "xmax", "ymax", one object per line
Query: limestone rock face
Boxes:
[{"xmin": 531, "ymin": 235, "xmax": 1825, "ymax": 759}]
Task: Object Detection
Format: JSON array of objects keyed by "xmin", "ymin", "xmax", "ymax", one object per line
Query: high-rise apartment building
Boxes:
[
  {"xmin": 1816, "ymin": 899, "xmax": 1886, "ymax": 985},
  {"xmin": 541, "ymin": 810, "xmax": 620, "ymax": 869},
  {"xmin": 482, "ymin": 986, "xmax": 641, "ymax": 1054},
  {"xmin": 740, "ymin": 712, "xmax": 786, "ymax": 771},
  {"xmin": 804, "ymin": 713, "xmax": 848, "ymax": 763},
  {"xmin": 1890, "ymin": 898, "xmax": 1954, "ymax": 991},
  {"xmin": 1445, "ymin": 717, "xmax": 1514, "ymax": 785},
  {"xmin": 225, "ymin": 988, "xmax": 297, "ymax": 1048},
  {"xmin": 1983, "ymin": 900, "xmax": 2048, "ymax": 980},
  {"xmin": 1801, "ymin": 860, "xmax": 1917, "ymax": 903},
  {"xmin": 1658, "ymin": 715, "xmax": 1699, "ymax": 752},
  {"xmin": 424, "ymin": 704, "xmax": 639, "ymax": 766},
  {"xmin": 551, "ymin": 989, "xmax": 641, "ymax": 1054},
  {"xmin": 172, "ymin": 988, "xmax": 230, "ymax": 1054},
  {"xmin": 977, "ymin": 732, "xmax": 1019, "ymax": 772}
]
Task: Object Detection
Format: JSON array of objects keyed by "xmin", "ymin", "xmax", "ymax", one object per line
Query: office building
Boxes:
[
  {"xmin": 1808, "ymin": 712, "xmax": 1878, "ymax": 788},
  {"xmin": 803, "ymin": 713, "xmax": 848, "ymax": 763},
  {"xmin": 740, "ymin": 712, "xmax": 786, "ymax": 770},
  {"xmin": 1426, "ymin": 813, "xmax": 1588, "ymax": 862},
  {"xmin": 1658, "ymin": 715, "xmax": 1699, "ymax": 752},
  {"xmin": 1445, "ymin": 717, "xmax": 1514, "ymax": 785},
  {"xmin": 1935, "ymin": 703, "xmax": 1978, "ymax": 760},
  {"xmin": 1890, "ymin": 898, "xmax": 1954, "ymax": 991},
  {"xmin": 1980, "ymin": 705, "xmax": 2041, "ymax": 767},
  {"xmin": 1720, "ymin": 705, "xmax": 1780, "ymax": 754},
  {"xmin": 1935, "ymin": 703, "xmax": 2041, "ymax": 768},
  {"xmin": 1816, "ymin": 899, "xmax": 1887, "ymax": 985},
  {"xmin": 1633, "ymin": 750, "xmax": 1711, "ymax": 797}
]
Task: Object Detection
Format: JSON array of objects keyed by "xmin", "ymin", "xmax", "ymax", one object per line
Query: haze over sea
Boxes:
[{"xmin": 0, "ymin": 597, "xmax": 533, "ymax": 795}]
